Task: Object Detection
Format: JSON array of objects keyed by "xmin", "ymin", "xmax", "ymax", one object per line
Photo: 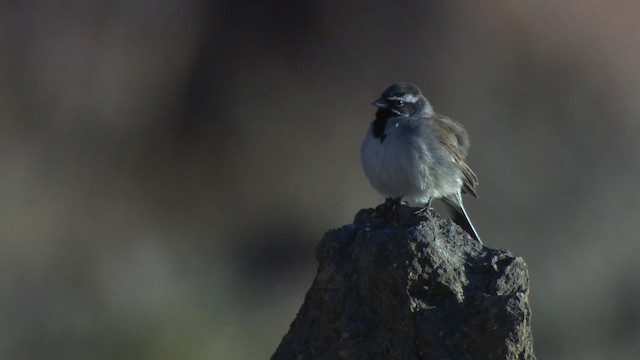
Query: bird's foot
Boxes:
[
  {"xmin": 382, "ymin": 197, "xmax": 404, "ymax": 213},
  {"xmin": 377, "ymin": 198, "xmax": 405, "ymax": 225},
  {"xmin": 413, "ymin": 198, "xmax": 433, "ymax": 216}
]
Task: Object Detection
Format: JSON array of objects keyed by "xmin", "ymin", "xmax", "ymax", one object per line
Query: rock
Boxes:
[{"xmin": 272, "ymin": 204, "xmax": 536, "ymax": 360}]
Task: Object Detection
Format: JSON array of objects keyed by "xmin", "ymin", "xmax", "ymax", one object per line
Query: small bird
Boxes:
[{"xmin": 360, "ymin": 82, "xmax": 482, "ymax": 243}]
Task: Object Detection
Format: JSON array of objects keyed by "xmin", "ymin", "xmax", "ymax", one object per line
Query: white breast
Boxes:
[{"xmin": 360, "ymin": 118, "xmax": 436, "ymax": 205}]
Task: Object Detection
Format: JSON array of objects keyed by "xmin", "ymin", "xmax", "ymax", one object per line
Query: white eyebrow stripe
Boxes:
[{"xmin": 388, "ymin": 94, "xmax": 420, "ymax": 103}]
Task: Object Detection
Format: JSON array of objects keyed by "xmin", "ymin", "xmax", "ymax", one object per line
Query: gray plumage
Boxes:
[{"xmin": 361, "ymin": 82, "xmax": 482, "ymax": 242}]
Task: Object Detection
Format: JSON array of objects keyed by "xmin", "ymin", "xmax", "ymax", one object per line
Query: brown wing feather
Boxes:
[{"xmin": 431, "ymin": 114, "xmax": 479, "ymax": 198}]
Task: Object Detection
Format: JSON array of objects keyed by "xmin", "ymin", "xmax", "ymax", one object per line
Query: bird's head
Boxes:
[{"xmin": 372, "ymin": 82, "xmax": 433, "ymax": 117}]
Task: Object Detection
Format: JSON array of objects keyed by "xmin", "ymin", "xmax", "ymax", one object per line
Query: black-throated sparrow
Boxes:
[{"xmin": 361, "ymin": 82, "xmax": 482, "ymax": 243}]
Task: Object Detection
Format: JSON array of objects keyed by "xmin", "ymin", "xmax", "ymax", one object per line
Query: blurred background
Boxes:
[{"xmin": 2, "ymin": 1, "xmax": 639, "ymax": 359}]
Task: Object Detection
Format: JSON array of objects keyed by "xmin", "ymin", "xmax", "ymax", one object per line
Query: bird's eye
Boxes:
[{"xmin": 393, "ymin": 100, "xmax": 404, "ymax": 107}]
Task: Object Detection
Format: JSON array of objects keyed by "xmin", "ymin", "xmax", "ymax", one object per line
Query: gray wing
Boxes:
[{"xmin": 431, "ymin": 114, "xmax": 479, "ymax": 198}]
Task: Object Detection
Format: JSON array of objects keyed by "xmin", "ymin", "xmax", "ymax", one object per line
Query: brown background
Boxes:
[{"xmin": 2, "ymin": 1, "xmax": 639, "ymax": 359}]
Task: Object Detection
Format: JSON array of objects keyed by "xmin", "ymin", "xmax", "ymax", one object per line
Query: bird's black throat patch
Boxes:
[{"xmin": 372, "ymin": 108, "xmax": 393, "ymax": 142}]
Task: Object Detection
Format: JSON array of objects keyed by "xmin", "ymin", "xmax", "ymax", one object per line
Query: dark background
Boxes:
[{"xmin": 2, "ymin": 1, "xmax": 640, "ymax": 359}]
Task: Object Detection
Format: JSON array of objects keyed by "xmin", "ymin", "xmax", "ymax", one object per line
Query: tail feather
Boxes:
[{"xmin": 443, "ymin": 193, "xmax": 482, "ymax": 243}]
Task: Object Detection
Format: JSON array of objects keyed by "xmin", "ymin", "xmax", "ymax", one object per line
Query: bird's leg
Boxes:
[
  {"xmin": 391, "ymin": 197, "xmax": 403, "ymax": 212},
  {"xmin": 425, "ymin": 197, "xmax": 432, "ymax": 210},
  {"xmin": 380, "ymin": 197, "xmax": 402, "ymax": 215},
  {"xmin": 414, "ymin": 197, "xmax": 432, "ymax": 215},
  {"xmin": 382, "ymin": 197, "xmax": 403, "ymax": 213},
  {"xmin": 380, "ymin": 197, "xmax": 404, "ymax": 225}
]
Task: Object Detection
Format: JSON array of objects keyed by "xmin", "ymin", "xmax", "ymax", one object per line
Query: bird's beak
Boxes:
[{"xmin": 372, "ymin": 98, "xmax": 388, "ymax": 108}]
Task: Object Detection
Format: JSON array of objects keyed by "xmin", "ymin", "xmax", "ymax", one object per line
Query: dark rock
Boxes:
[{"xmin": 272, "ymin": 204, "xmax": 535, "ymax": 360}]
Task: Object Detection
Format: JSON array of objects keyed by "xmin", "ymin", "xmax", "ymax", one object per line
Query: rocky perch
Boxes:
[{"xmin": 272, "ymin": 204, "xmax": 535, "ymax": 360}]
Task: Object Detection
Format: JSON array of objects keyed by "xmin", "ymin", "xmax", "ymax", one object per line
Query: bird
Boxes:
[{"xmin": 360, "ymin": 82, "xmax": 482, "ymax": 243}]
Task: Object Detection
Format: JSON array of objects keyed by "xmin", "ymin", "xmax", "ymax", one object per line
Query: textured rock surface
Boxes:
[{"xmin": 272, "ymin": 204, "xmax": 535, "ymax": 360}]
